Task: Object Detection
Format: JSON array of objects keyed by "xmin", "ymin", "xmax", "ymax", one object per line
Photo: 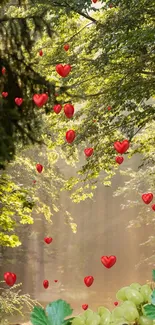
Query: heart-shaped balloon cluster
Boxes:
[{"xmin": 114, "ymin": 139, "xmax": 130, "ymax": 166}]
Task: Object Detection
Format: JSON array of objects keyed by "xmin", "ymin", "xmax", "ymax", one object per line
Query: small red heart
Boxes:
[
  {"xmin": 44, "ymin": 237, "xmax": 53, "ymax": 244},
  {"xmin": 82, "ymin": 304, "xmax": 88, "ymax": 310},
  {"xmin": 64, "ymin": 104, "xmax": 74, "ymax": 118},
  {"xmin": 115, "ymin": 156, "xmax": 124, "ymax": 164},
  {"xmin": 107, "ymin": 106, "xmax": 111, "ymax": 110},
  {"xmin": 109, "ymin": 4, "xmax": 113, "ymax": 8},
  {"xmin": 39, "ymin": 50, "xmax": 43, "ymax": 56},
  {"xmin": 64, "ymin": 44, "xmax": 70, "ymax": 51},
  {"xmin": 15, "ymin": 98, "xmax": 23, "ymax": 106},
  {"xmin": 84, "ymin": 276, "xmax": 94, "ymax": 287},
  {"xmin": 114, "ymin": 140, "xmax": 129, "ymax": 154},
  {"xmin": 2, "ymin": 67, "xmax": 6, "ymax": 75},
  {"xmin": 101, "ymin": 256, "xmax": 117, "ymax": 269},
  {"xmin": 2, "ymin": 92, "xmax": 8, "ymax": 98},
  {"xmin": 142, "ymin": 193, "xmax": 153, "ymax": 205},
  {"xmin": 33, "ymin": 180, "xmax": 36, "ymax": 184},
  {"xmin": 54, "ymin": 280, "xmax": 58, "ymax": 282},
  {"xmin": 54, "ymin": 93, "xmax": 59, "ymax": 97},
  {"xmin": 114, "ymin": 301, "xmax": 118, "ymax": 306},
  {"xmin": 4, "ymin": 272, "xmax": 16, "ymax": 286},
  {"xmin": 152, "ymin": 204, "xmax": 155, "ymax": 211},
  {"xmin": 43, "ymin": 280, "xmax": 49, "ymax": 289},
  {"xmin": 66, "ymin": 130, "xmax": 76, "ymax": 143},
  {"xmin": 93, "ymin": 120, "xmax": 96, "ymax": 123},
  {"xmin": 36, "ymin": 164, "xmax": 43, "ymax": 173},
  {"xmin": 53, "ymin": 104, "xmax": 62, "ymax": 114},
  {"xmin": 56, "ymin": 64, "xmax": 71, "ymax": 78},
  {"xmin": 84, "ymin": 148, "xmax": 94, "ymax": 157},
  {"xmin": 92, "ymin": 0, "xmax": 97, "ymax": 2},
  {"xmin": 33, "ymin": 94, "xmax": 48, "ymax": 107}
]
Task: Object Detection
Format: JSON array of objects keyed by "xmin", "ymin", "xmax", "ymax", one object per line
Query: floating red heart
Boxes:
[
  {"xmin": 115, "ymin": 156, "xmax": 124, "ymax": 164},
  {"xmin": 4, "ymin": 272, "xmax": 16, "ymax": 286},
  {"xmin": 36, "ymin": 164, "xmax": 43, "ymax": 173},
  {"xmin": 114, "ymin": 140, "xmax": 129, "ymax": 154},
  {"xmin": 109, "ymin": 3, "xmax": 113, "ymax": 8},
  {"xmin": 56, "ymin": 64, "xmax": 71, "ymax": 77},
  {"xmin": 33, "ymin": 180, "xmax": 36, "ymax": 184},
  {"xmin": 84, "ymin": 276, "xmax": 94, "ymax": 287},
  {"xmin": 84, "ymin": 148, "xmax": 94, "ymax": 157},
  {"xmin": 142, "ymin": 193, "xmax": 153, "ymax": 205},
  {"xmin": 44, "ymin": 237, "xmax": 53, "ymax": 244},
  {"xmin": 43, "ymin": 280, "xmax": 49, "ymax": 289},
  {"xmin": 82, "ymin": 304, "xmax": 88, "ymax": 310},
  {"xmin": 66, "ymin": 130, "xmax": 76, "ymax": 143},
  {"xmin": 39, "ymin": 50, "xmax": 43, "ymax": 56},
  {"xmin": 93, "ymin": 120, "xmax": 96, "ymax": 123},
  {"xmin": 54, "ymin": 280, "xmax": 58, "ymax": 282},
  {"xmin": 33, "ymin": 94, "xmax": 48, "ymax": 107},
  {"xmin": 114, "ymin": 301, "xmax": 118, "ymax": 306},
  {"xmin": 64, "ymin": 104, "xmax": 74, "ymax": 118},
  {"xmin": 107, "ymin": 106, "xmax": 111, "ymax": 110},
  {"xmin": 101, "ymin": 255, "xmax": 117, "ymax": 269},
  {"xmin": 15, "ymin": 98, "xmax": 23, "ymax": 106},
  {"xmin": 2, "ymin": 92, "xmax": 8, "ymax": 98},
  {"xmin": 64, "ymin": 44, "xmax": 70, "ymax": 51},
  {"xmin": 152, "ymin": 204, "xmax": 155, "ymax": 211},
  {"xmin": 53, "ymin": 104, "xmax": 62, "ymax": 114},
  {"xmin": 54, "ymin": 93, "xmax": 59, "ymax": 97},
  {"xmin": 92, "ymin": 0, "xmax": 97, "ymax": 3},
  {"xmin": 2, "ymin": 67, "xmax": 6, "ymax": 75}
]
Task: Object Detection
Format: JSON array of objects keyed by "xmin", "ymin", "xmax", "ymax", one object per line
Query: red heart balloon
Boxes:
[
  {"xmin": 84, "ymin": 276, "xmax": 94, "ymax": 287},
  {"xmin": 115, "ymin": 156, "xmax": 124, "ymax": 164},
  {"xmin": 142, "ymin": 193, "xmax": 153, "ymax": 205},
  {"xmin": 93, "ymin": 120, "xmax": 96, "ymax": 123},
  {"xmin": 92, "ymin": 0, "xmax": 97, "ymax": 2},
  {"xmin": 33, "ymin": 94, "xmax": 48, "ymax": 107},
  {"xmin": 56, "ymin": 64, "xmax": 71, "ymax": 77},
  {"xmin": 43, "ymin": 280, "xmax": 49, "ymax": 289},
  {"xmin": 64, "ymin": 104, "xmax": 74, "ymax": 118},
  {"xmin": 84, "ymin": 148, "xmax": 94, "ymax": 157},
  {"xmin": 109, "ymin": 4, "xmax": 113, "ymax": 8},
  {"xmin": 152, "ymin": 204, "xmax": 155, "ymax": 211},
  {"xmin": 114, "ymin": 140, "xmax": 129, "ymax": 154},
  {"xmin": 33, "ymin": 180, "xmax": 36, "ymax": 184},
  {"xmin": 66, "ymin": 130, "xmax": 76, "ymax": 143},
  {"xmin": 36, "ymin": 164, "xmax": 43, "ymax": 173},
  {"xmin": 114, "ymin": 301, "xmax": 118, "ymax": 306},
  {"xmin": 4, "ymin": 272, "xmax": 16, "ymax": 286},
  {"xmin": 53, "ymin": 104, "xmax": 62, "ymax": 114},
  {"xmin": 2, "ymin": 92, "xmax": 8, "ymax": 98},
  {"xmin": 54, "ymin": 280, "xmax": 58, "ymax": 282},
  {"xmin": 107, "ymin": 106, "xmax": 111, "ymax": 110},
  {"xmin": 39, "ymin": 50, "xmax": 43, "ymax": 56},
  {"xmin": 64, "ymin": 44, "xmax": 70, "ymax": 51},
  {"xmin": 2, "ymin": 67, "xmax": 6, "ymax": 75},
  {"xmin": 44, "ymin": 237, "xmax": 53, "ymax": 244},
  {"xmin": 15, "ymin": 98, "xmax": 23, "ymax": 106},
  {"xmin": 82, "ymin": 304, "xmax": 88, "ymax": 310},
  {"xmin": 101, "ymin": 256, "xmax": 117, "ymax": 269}
]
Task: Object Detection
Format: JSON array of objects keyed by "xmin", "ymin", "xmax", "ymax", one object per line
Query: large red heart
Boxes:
[
  {"xmin": 43, "ymin": 280, "xmax": 49, "ymax": 289},
  {"xmin": 36, "ymin": 164, "xmax": 43, "ymax": 173},
  {"xmin": 84, "ymin": 148, "xmax": 94, "ymax": 157},
  {"xmin": 44, "ymin": 237, "xmax": 53, "ymax": 244},
  {"xmin": 64, "ymin": 104, "xmax": 74, "ymax": 118},
  {"xmin": 66, "ymin": 130, "xmax": 76, "ymax": 143},
  {"xmin": 53, "ymin": 104, "xmax": 62, "ymax": 114},
  {"xmin": 82, "ymin": 304, "xmax": 88, "ymax": 310},
  {"xmin": 33, "ymin": 94, "xmax": 48, "ymax": 107},
  {"xmin": 15, "ymin": 98, "xmax": 23, "ymax": 106},
  {"xmin": 115, "ymin": 156, "xmax": 124, "ymax": 164},
  {"xmin": 101, "ymin": 255, "xmax": 117, "ymax": 268},
  {"xmin": 142, "ymin": 193, "xmax": 153, "ymax": 204},
  {"xmin": 84, "ymin": 276, "xmax": 94, "ymax": 287},
  {"xmin": 2, "ymin": 92, "xmax": 8, "ymax": 98},
  {"xmin": 56, "ymin": 64, "xmax": 71, "ymax": 77},
  {"xmin": 4, "ymin": 272, "xmax": 16, "ymax": 286},
  {"xmin": 114, "ymin": 140, "xmax": 129, "ymax": 154}
]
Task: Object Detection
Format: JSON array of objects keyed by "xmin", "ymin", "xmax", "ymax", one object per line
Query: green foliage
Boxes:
[
  {"xmin": 143, "ymin": 304, "xmax": 155, "ymax": 320},
  {"xmin": 0, "ymin": 281, "xmax": 40, "ymax": 325},
  {"xmin": 31, "ymin": 299, "xmax": 74, "ymax": 325},
  {"xmin": 152, "ymin": 271, "xmax": 155, "ymax": 282},
  {"xmin": 151, "ymin": 290, "xmax": 155, "ymax": 305}
]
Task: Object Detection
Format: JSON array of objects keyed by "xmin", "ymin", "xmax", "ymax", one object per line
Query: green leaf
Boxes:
[
  {"xmin": 143, "ymin": 304, "xmax": 155, "ymax": 320},
  {"xmin": 46, "ymin": 299, "xmax": 73, "ymax": 325},
  {"xmin": 151, "ymin": 290, "xmax": 155, "ymax": 305},
  {"xmin": 152, "ymin": 270, "xmax": 155, "ymax": 282},
  {"xmin": 30, "ymin": 306, "xmax": 50, "ymax": 325}
]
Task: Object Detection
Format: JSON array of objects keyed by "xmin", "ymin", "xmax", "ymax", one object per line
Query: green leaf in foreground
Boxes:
[
  {"xmin": 143, "ymin": 304, "xmax": 155, "ymax": 320},
  {"xmin": 152, "ymin": 270, "xmax": 155, "ymax": 282},
  {"xmin": 30, "ymin": 306, "xmax": 50, "ymax": 325},
  {"xmin": 46, "ymin": 299, "xmax": 73, "ymax": 325},
  {"xmin": 151, "ymin": 290, "xmax": 155, "ymax": 305}
]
